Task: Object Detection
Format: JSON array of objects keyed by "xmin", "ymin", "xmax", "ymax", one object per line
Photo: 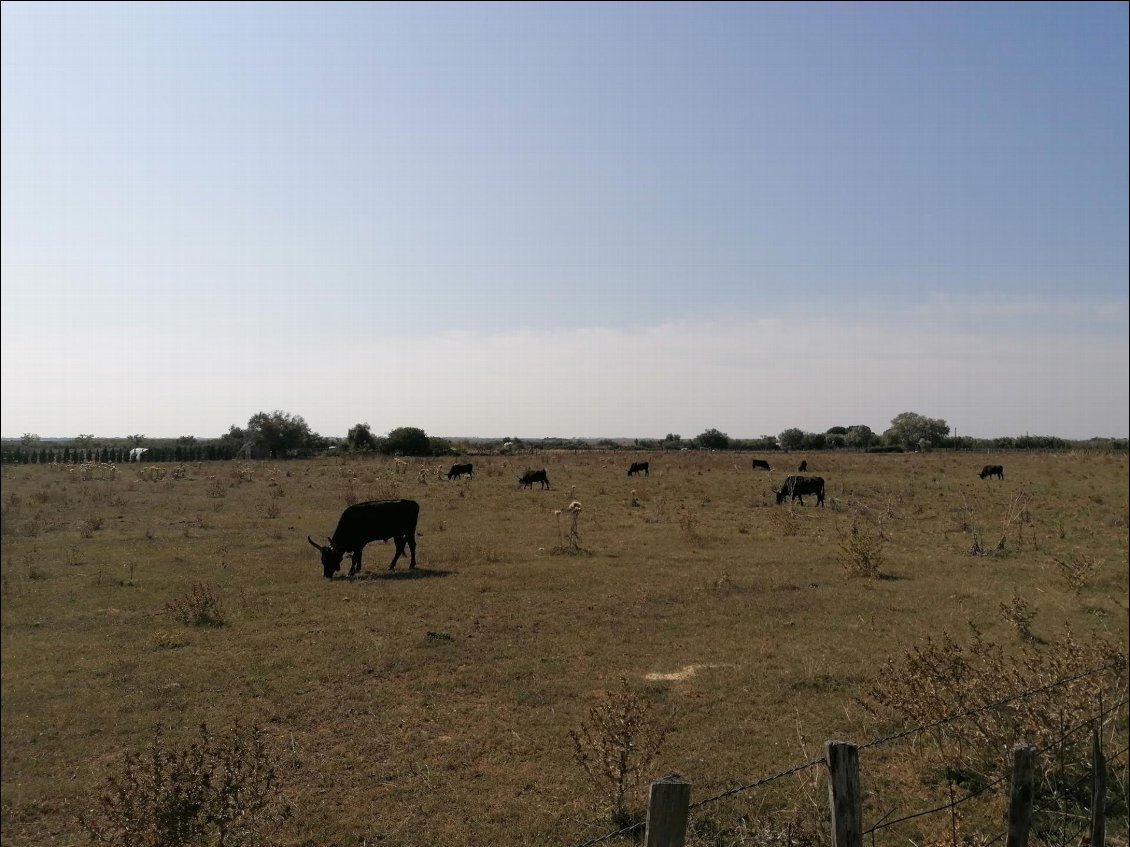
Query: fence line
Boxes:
[
  {"xmin": 570, "ymin": 658, "xmax": 1126, "ymax": 847},
  {"xmin": 864, "ymin": 773, "xmax": 1009, "ymax": 835}
]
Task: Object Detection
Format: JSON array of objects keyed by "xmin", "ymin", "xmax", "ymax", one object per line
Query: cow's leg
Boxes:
[
  {"xmin": 388, "ymin": 538, "xmax": 403, "ymax": 570},
  {"xmin": 350, "ymin": 550, "xmax": 363, "ymax": 576},
  {"xmin": 407, "ymin": 535, "xmax": 417, "ymax": 568}
]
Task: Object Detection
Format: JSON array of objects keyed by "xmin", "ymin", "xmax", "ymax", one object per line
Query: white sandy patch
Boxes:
[{"xmin": 644, "ymin": 663, "xmax": 725, "ymax": 682}]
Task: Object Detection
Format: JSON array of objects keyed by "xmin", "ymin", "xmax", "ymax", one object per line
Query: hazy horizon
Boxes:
[{"xmin": 3, "ymin": 3, "xmax": 1127, "ymax": 441}]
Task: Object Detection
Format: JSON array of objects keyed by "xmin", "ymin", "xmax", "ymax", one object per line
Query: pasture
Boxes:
[{"xmin": 1, "ymin": 450, "xmax": 1127, "ymax": 846}]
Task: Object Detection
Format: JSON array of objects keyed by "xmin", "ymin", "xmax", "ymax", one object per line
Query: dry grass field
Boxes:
[{"xmin": 1, "ymin": 449, "xmax": 1127, "ymax": 846}]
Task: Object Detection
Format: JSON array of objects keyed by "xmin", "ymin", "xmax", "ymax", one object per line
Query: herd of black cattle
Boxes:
[{"xmin": 308, "ymin": 458, "xmax": 1006, "ymax": 580}]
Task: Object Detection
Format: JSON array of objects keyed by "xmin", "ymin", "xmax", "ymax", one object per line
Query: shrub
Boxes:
[
  {"xmin": 80, "ymin": 722, "xmax": 290, "ymax": 847},
  {"xmin": 838, "ymin": 519, "xmax": 883, "ymax": 579},
  {"xmin": 164, "ymin": 583, "xmax": 227, "ymax": 627},
  {"xmin": 570, "ymin": 678, "xmax": 676, "ymax": 825},
  {"xmin": 861, "ymin": 623, "xmax": 1125, "ymax": 782}
]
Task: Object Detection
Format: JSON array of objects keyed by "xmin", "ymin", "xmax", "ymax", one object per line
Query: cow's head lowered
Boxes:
[{"xmin": 308, "ymin": 536, "xmax": 345, "ymax": 579}]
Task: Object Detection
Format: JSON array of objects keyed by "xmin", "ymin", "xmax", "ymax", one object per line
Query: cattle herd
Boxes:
[{"xmin": 308, "ymin": 460, "xmax": 1006, "ymax": 578}]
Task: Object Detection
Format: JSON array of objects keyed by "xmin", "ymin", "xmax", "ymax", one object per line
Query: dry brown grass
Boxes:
[{"xmin": 1, "ymin": 449, "xmax": 1127, "ymax": 845}]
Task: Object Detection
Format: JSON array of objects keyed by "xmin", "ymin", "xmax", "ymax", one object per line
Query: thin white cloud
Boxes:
[{"xmin": 2, "ymin": 308, "xmax": 1126, "ymax": 439}]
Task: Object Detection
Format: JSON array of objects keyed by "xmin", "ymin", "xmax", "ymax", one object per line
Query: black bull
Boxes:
[
  {"xmin": 518, "ymin": 469, "xmax": 550, "ymax": 489},
  {"xmin": 447, "ymin": 463, "xmax": 473, "ymax": 480},
  {"xmin": 628, "ymin": 462, "xmax": 649, "ymax": 476},
  {"xmin": 979, "ymin": 464, "xmax": 1004, "ymax": 480},
  {"xmin": 775, "ymin": 476, "xmax": 825, "ymax": 507},
  {"xmin": 308, "ymin": 499, "xmax": 419, "ymax": 579}
]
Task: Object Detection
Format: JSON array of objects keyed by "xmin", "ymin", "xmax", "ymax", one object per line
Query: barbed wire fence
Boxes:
[{"xmin": 568, "ymin": 659, "xmax": 1128, "ymax": 847}]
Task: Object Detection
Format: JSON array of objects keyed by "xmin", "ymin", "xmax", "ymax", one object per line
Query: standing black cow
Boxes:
[
  {"xmin": 979, "ymin": 464, "xmax": 1004, "ymax": 480},
  {"xmin": 307, "ymin": 499, "xmax": 419, "ymax": 579},
  {"xmin": 775, "ymin": 476, "xmax": 825, "ymax": 507},
  {"xmin": 628, "ymin": 461, "xmax": 650, "ymax": 476},
  {"xmin": 752, "ymin": 459, "xmax": 772, "ymax": 470},
  {"xmin": 518, "ymin": 469, "xmax": 550, "ymax": 489},
  {"xmin": 447, "ymin": 463, "xmax": 474, "ymax": 480},
  {"xmin": 797, "ymin": 460, "xmax": 808, "ymax": 472}
]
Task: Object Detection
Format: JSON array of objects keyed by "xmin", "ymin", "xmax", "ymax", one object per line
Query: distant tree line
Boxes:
[{"xmin": 4, "ymin": 410, "xmax": 1125, "ymax": 464}]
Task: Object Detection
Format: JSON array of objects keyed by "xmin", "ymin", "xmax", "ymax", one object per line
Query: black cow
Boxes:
[
  {"xmin": 307, "ymin": 499, "xmax": 419, "ymax": 579},
  {"xmin": 979, "ymin": 464, "xmax": 1004, "ymax": 480},
  {"xmin": 447, "ymin": 463, "xmax": 473, "ymax": 480},
  {"xmin": 628, "ymin": 461, "xmax": 650, "ymax": 477},
  {"xmin": 752, "ymin": 459, "xmax": 772, "ymax": 470},
  {"xmin": 797, "ymin": 460, "xmax": 808, "ymax": 472},
  {"xmin": 518, "ymin": 468, "xmax": 550, "ymax": 489},
  {"xmin": 775, "ymin": 476, "xmax": 825, "ymax": 507}
]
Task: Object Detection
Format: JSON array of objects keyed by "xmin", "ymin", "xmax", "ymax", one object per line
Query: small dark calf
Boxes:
[
  {"xmin": 797, "ymin": 460, "xmax": 808, "ymax": 472},
  {"xmin": 979, "ymin": 464, "xmax": 1004, "ymax": 480},
  {"xmin": 447, "ymin": 463, "xmax": 473, "ymax": 480},
  {"xmin": 628, "ymin": 461, "xmax": 649, "ymax": 477},
  {"xmin": 752, "ymin": 459, "xmax": 771, "ymax": 470}
]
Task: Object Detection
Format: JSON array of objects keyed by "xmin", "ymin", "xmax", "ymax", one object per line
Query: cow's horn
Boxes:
[{"xmin": 307, "ymin": 536, "xmax": 324, "ymax": 551}]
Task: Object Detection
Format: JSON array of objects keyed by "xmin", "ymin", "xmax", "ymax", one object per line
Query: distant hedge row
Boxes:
[{"xmin": 1, "ymin": 444, "xmax": 241, "ymax": 464}]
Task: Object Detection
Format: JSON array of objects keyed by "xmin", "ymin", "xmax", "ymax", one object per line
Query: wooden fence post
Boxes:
[
  {"xmin": 645, "ymin": 773, "xmax": 691, "ymax": 847},
  {"xmin": 825, "ymin": 740, "xmax": 862, "ymax": 847},
  {"xmin": 1091, "ymin": 727, "xmax": 1106, "ymax": 847},
  {"xmin": 1006, "ymin": 744, "xmax": 1037, "ymax": 847}
]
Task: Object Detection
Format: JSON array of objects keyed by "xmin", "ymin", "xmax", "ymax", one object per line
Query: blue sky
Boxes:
[{"xmin": 2, "ymin": 2, "xmax": 1127, "ymax": 439}]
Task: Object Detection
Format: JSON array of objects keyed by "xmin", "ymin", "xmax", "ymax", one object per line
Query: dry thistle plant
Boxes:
[
  {"xmin": 678, "ymin": 508, "xmax": 702, "ymax": 542},
  {"xmin": 997, "ymin": 490, "xmax": 1032, "ymax": 550},
  {"xmin": 837, "ymin": 519, "xmax": 884, "ymax": 579},
  {"xmin": 80, "ymin": 722, "xmax": 291, "ymax": 847},
  {"xmin": 999, "ymin": 593, "xmax": 1037, "ymax": 642},
  {"xmin": 569, "ymin": 678, "xmax": 677, "ymax": 825},
  {"xmin": 766, "ymin": 505, "xmax": 799, "ymax": 538},
  {"xmin": 1051, "ymin": 550, "xmax": 1101, "ymax": 594},
  {"xmin": 861, "ymin": 622, "xmax": 1125, "ymax": 788},
  {"xmin": 551, "ymin": 501, "xmax": 587, "ymax": 555},
  {"xmin": 164, "ymin": 583, "xmax": 227, "ymax": 628}
]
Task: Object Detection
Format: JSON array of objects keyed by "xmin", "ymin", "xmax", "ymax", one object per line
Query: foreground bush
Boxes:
[{"xmin": 80, "ymin": 722, "xmax": 290, "ymax": 847}]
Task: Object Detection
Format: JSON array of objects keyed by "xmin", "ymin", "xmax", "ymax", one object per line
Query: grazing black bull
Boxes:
[
  {"xmin": 979, "ymin": 464, "xmax": 1004, "ymax": 480},
  {"xmin": 447, "ymin": 463, "xmax": 474, "ymax": 480},
  {"xmin": 628, "ymin": 461, "xmax": 650, "ymax": 477},
  {"xmin": 775, "ymin": 476, "xmax": 826, "ymax": 507},
  {"xmin": 518, "ymin": 468, "xmax": 550, "ymax": 489},
  {"xmin": 797, "ymin": 460, "xmax": 807, "ymax": 472},
  {"xmin": 308, "ymin": 499, "xmax": 419, "ymax": 579},
  {"xmin": 752, "ymin": 459, "xmax": 772, "ymax": 470}
]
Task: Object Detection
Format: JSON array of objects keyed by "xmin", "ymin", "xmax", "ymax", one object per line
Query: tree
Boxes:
[
  {"xmin": 428, "ymin": 436, "xmax": 454, "ymax": 456},
  {"xmin": 20, "ymin": 433, "xmax": 40, "ymax": 446},
  {"xmin": 221, "ymin": 425, "xmax": 246, "ymax": 444},
  {"xmin": 384, "ymin": 426, "xmax": 431, "ymax": 456},
  {"xmin": 127, "ymin": 434, "xmax": 146, "ymax": 446},
  {"xmin": 778, "ymin": 428, "xmax": 805, "ymax": 451},
  {"xmin": 177, "ymin": 435, "xmax": 197, "ymax": 446},
  {"xmin": 346, "ymin": 423, "xmax": 378, "ymax": 452},
  {"xmin": 695, "ymin": 428, "xmax": 730, "ymax": 450},
  {"xmin": 801, "ymin": 431, "xmax": 828, "ymax": 450},
  {"xmin": 245, "ymin": 411, "xmax": 318, "ymax": 457},
  {"xmin": 843, "ymin": 425, "xmax": 875, "ymax": 450},
  {"xmin": 884, "ymin": 412, "xmax": 949, "ymax": 450},
  {"xmin": 659, "ymin": 433, "xmax": 683, "ymax": 450}
]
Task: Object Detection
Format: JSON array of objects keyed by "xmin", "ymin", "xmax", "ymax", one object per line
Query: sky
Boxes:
[{"xmin": 2, "ymin": 1, "xmax": 1127, "ymax": 440}]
